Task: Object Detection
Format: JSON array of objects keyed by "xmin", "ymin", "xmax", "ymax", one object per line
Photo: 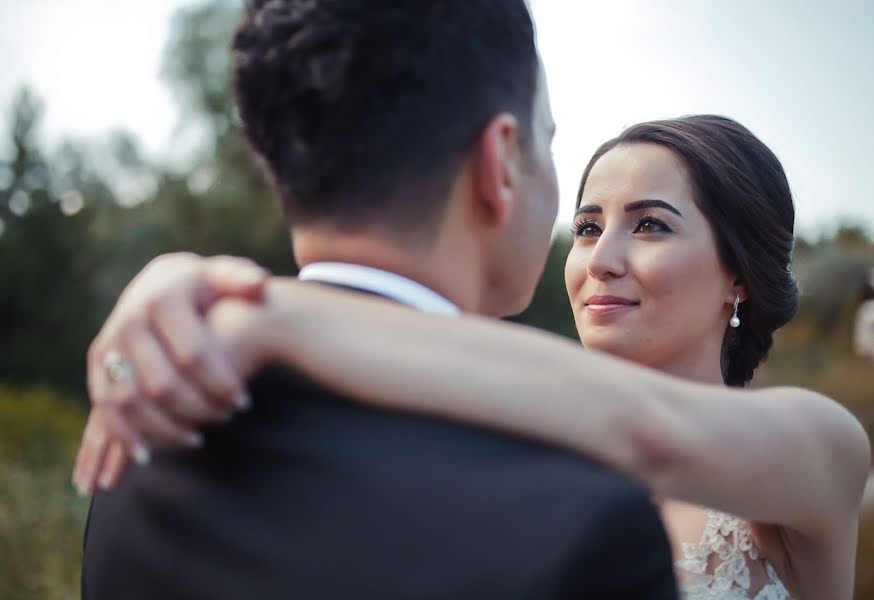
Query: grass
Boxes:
[
  {"xmin": 0, "ymin": 460, "xmax": 88, "ymax": 600},
  {"xmin": 0, "ymin": 386, "xmax": 89, "ymax": 600}
]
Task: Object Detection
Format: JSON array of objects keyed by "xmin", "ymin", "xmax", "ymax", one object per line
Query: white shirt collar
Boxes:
[{"xmin": 298, "ymin": 262, "xmax": 460, "ymax": 317}]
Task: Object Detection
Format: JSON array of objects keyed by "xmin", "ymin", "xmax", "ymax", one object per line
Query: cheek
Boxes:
[{"xmin": 634, "ymin": 242, "xmax": 725, "ymax": 328}]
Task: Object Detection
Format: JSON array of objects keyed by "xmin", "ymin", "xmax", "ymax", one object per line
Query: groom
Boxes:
[{"xmin": 82, "ymin": 1, "xmax": 678, "ymax": 598}]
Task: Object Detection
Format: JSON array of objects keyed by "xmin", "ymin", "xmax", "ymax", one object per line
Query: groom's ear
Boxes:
[{"xmin": 472, "ymin": 113, "xmax": 523, "ymax": 230}]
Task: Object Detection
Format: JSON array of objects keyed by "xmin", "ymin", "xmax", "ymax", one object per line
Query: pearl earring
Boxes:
[{"xmin": 730, "ymin": 294, "xmax": 741, "ymax": 328}]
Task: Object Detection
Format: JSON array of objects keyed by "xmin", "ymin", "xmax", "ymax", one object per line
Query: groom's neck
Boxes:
[{"xmin": 292, "ymin": 225, "xmax": 491, "ymax": 316}]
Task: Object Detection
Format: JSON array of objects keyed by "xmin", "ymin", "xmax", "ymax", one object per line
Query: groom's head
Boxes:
[{"xmin": 232, "ymin": 0, "xmax": 558, "ymax": 315}]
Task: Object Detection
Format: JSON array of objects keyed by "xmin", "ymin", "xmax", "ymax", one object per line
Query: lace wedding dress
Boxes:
[{"xmin": 675, "ymin": 510, "xmax": 791, "ymax": 600}]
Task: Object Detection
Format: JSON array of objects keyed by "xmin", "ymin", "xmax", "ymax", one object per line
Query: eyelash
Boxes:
[
  {"xmin": 571, "ymin": 215, "xmax": 673, "ymax": 238},
  {"xmin": 571, "ymin": 219, "xmax": 601, "ymax": 237}
]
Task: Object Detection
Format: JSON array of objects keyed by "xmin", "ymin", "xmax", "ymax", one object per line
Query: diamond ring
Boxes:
[{"xmin": 103, "ymin": 350, "xmax": 135, "ymax": 384}]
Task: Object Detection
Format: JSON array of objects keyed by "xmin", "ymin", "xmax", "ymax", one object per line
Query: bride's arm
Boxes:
[{"xmin": 214, "ymin": 278, "xmax": 870, "ymax": 539}]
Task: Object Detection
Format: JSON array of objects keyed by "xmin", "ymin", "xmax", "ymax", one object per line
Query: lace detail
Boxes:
[{"xmin": 676, "ymin": 510, "xmax": 791, "ymax": 600}]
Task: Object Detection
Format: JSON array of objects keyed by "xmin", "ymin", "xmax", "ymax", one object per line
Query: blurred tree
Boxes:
[
  {"xmin": 155, "ymin": 0, "xmax": 294, "ymax": 274},
  {"xmin": 0, "ymin": 1, "xmax": 293, "ymax": 395},
  {"xmin": 834, "ymin": 222, "xmax": 873, "ymax": 249},
  {"xmin": 162, "ymin": 0, "xmax": 243, "ymax": 136},
  {"xmin": 794, "ymin": 224, "xmax": 874, "ymax": 335},
  {"xmin": 0, "ymin": 89, "xmax": 112, "ymax": 392}
]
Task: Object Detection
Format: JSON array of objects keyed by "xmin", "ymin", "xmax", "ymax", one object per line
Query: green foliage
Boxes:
[
  {"xmin": 0, "ymin": 386, "xmax": 89, "ymax": 600},
  {"xmin": 0, "ymin": 90, "xmax": 110, "ymax": 393},
  {"xmin": 0, "ymin": 386, "xmax": 86, "ymax": 468},
  {"xmin": 0, "ymin": 7, "xmax": 292, "ymax": 593},
  {"xmin": 510, "ymin": 230, "xmax": 579, "ymax": 340},
  {"xmin": 161, "ymin": 0, "xmax": 243, "ymax": 133},
  {"xmin": 0, "ymin": 1, "xmax": 293, "ymax": 397}
]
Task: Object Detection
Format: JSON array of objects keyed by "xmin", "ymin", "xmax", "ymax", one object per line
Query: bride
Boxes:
[{"xmin": 74, "ymin": 116, "xmax": 870, "ymax": 599}]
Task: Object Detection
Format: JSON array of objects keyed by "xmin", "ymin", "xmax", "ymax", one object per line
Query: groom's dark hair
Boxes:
[{"xmin": 231, "ymin": 0, "xmax": 538, "ymax": 233}]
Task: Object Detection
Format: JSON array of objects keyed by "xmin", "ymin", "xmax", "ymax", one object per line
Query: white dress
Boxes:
[{"xmin": 675, "ymin": 510, "xmax": 791, "ymax": 600}]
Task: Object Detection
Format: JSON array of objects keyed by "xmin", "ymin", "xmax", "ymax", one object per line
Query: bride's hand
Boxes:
[
  {"xmin": 72, "ymin": 253, "xmax": 270, "ymax": 495},
  {"xmin": 73, "ymin": 295, "xmax": 276, "ymax": 496}
]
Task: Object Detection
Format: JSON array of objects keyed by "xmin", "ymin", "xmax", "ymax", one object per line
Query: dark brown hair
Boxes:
[
  {"xmin": 231, "ymin": 0, "xmax": 538, "ymax": 231},
  {"xmin": 577, "ymin": 115, "xmax": 799, "ymax": 387}
]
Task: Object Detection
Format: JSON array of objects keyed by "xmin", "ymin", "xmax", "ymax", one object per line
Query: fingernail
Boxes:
[
  {"xmin": 74, "ymin": 480, "xmax": 89, "ymax": 498},
  {"xmin": 234, "ymin": 391, "xmax": 252, "ymax": 411},
  {"xmin": 98, "ymin": 473, "xmax": 113, "ymax": 491},
  {"xmin": 133, "ymin": 445, "xmax": 151, "ymax": 466},
  {"xmin": 188, "ymin": 432, "xmax": 204, "ymax": 448}
]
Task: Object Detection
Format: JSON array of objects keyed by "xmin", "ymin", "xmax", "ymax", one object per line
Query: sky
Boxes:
[{"xmin": 1, "ymin": 0, "xmax": 872, "ymax": 237}]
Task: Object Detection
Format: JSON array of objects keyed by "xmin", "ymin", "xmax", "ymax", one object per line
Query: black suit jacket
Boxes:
[{"xmin": 83, "ymin": 330, "xmax": 678, "ymax": 600}]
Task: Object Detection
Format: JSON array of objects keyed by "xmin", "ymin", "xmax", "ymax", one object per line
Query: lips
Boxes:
[
  {"xmin": 584, "ymin": 295, "xmax": 639, "ymax": 316},
  {"xmin": 586, "ymin": 295, "xmax": 637, "ymax": 306}
]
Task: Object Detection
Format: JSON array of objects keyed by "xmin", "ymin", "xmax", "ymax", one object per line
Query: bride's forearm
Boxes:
[
  {"xmin": 254, "ymin": 279, "xmax": 689, "ymax": 481},
  {"xmin": 245, "ymin": 279, "xmax": 869, "ymax": 536}
]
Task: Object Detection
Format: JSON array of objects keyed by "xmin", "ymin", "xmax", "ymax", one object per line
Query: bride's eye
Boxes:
[
  {"xmin": 572, "ymin": 219, "xmax": 602, "ymax": 238},
  {"xmin": 633, "ymin": 216, "xmax": 672, "ymax": 235}
]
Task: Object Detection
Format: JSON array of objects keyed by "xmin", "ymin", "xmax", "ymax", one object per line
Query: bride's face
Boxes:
[{"xmin": 565, "ymin": 143, "xmax": 739, "ymax": 375}]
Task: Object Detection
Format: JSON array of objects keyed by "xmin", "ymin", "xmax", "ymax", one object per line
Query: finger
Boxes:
[
  {"xmin": 87, "ymin": 342, "xmax": 151, "ymax": 459},
  {"xmin": 203, "ymin": 256, "xmax": 269, "ymax": 300},
  {"xmin": 97, "ymin": 440, "xmax": 131, "ymax": 491},
  {"xmin": 151, "ymin": 298, "xmax": 250, "ymax": 411},
  {"xmin": 87, "ymin": 337, "xmax": 123, "ymax": 410},
  {"xmin": 163, "ymin": 378, "xmax": 235, "ymax": 426},
  {"xmin": 73, "ymin": 411, "xmax": 113, "ymax": 497},
  {"xmin": 125, "ymin": 323, "xmax": 233, "ymax": 424},
  {"xmin": 122, "ymin": 401, "xmax": 204, "ymax": 450},
  {"xmin": 101, "ymin": 404, "xmax": 153, "ymax": 465},
  {"xmin": 88, "ymin": 334, "xmax": 141, "ymax": 414}
]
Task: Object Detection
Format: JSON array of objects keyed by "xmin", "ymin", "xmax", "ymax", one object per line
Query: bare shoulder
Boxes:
[
  {"xmin": 751, "ymin": 386, "xmax": 868, "ymax": 599},
  {"xmin": 761, "ymin": 386, "xmax": 871, "ymax": 504}
]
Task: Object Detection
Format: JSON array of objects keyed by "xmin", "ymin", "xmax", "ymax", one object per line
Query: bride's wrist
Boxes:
[
  {"xmin": 258, "ymin": 277, "xmax": 321, "ymax": 369},
  {"xmin": 206, "ymin": 295, "xmax": 274, "ymax": 380}
]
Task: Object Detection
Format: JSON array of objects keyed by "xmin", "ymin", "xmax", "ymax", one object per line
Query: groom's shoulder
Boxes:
[
  {"xmin": 245, "ymin": 365, "xmax": 655, "ymax": 504},
  {"xmin": 83, "ymin": 365, "xmax": 676, "ymax": 599},
  {"xmin": 242, "ymin": 365, "xmax": 671, "ymax": 558}
]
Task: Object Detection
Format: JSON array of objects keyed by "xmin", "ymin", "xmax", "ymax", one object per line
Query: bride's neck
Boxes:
[
  {"xmin": 659, "ymin": 360, "xmax": 726, "ymax": 386},
  {"xmin": 651, "ymin": 342, "xmax": 727, "ymax": 387}
]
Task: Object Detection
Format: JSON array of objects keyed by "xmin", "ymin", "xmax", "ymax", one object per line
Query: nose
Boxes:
[{"xmin": 586, "ymin": 230, "xmax": 628, "ymax": 281}]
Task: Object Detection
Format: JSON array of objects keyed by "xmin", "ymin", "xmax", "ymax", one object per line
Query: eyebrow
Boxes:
[{"xmin": 575, "ymin": 198, "xmax": 683, "ymax": 218}]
